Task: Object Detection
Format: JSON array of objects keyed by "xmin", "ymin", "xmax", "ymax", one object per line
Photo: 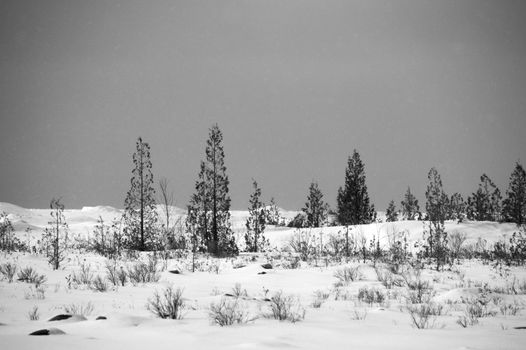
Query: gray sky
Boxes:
[{"xmin": 1, "ymin": 0, "xmax": 525, "ymax": 210}]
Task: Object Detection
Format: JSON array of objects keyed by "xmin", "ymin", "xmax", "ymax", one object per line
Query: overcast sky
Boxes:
[{"xmin": 1, "ymin": 0, "xmax": 525, "ymax": 211}]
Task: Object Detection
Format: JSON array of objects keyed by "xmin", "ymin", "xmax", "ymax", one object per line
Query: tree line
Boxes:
[{"xmin": 2, "ymin": 124, "xmax": 524, "ymax": 265}]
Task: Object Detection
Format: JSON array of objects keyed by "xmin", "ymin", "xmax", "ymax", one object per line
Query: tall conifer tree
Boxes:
[
  {"xmin": 187, "ymin": 124, "xmax": 237, "ymax": 256},
  {"xmin": 336, "ymin": 150, "xmax": 375, "ymax": 225},
  {"xmin": 123, "ymin": 137, "xmax": 158, "ymax": 251}
]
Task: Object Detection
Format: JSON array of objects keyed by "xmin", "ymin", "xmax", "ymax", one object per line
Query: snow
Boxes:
[{"xmin": 1, "ymin": 202, "xmax": 525, "ymax": 349}]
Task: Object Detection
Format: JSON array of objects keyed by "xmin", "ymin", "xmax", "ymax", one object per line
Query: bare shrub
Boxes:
[
  {"xmin": 264, "ymin": 291, "xmax": 305, "ymax": 323},
  {"xmin": 147, "ymin": 286, "xmax": 185, "ymax": 319},
  {"xmin": 406, "ymin": 302, "xmax": 444, "ymax": 329},
  {"xmin": 71, "ymin": 262, "xmax": 94, "ymax": 287},
  {"xmin": 91, "ymin": 275, "xmax": 108, "ymax": 292},
  {"xmin": 350, "ymin": 308, "xmax": 368, "ymax": 320},
  {"xmin": 375, "ymin": 266, "xmax": 403, "ymax": 289},
  {"xmin": 334, "ymin": 265, "xmax": 363, "ymax": 286},
  {"xmin": 357, "ymin": 287, "xmax": 385, "ymax": 305},
  {"xmin": 128, "ymin": 256, "xmax": 160, "ymax": 285},
  {"xmin": 24, "ymin": 285, "xmax": 46, "ymax": 300},
  {"xmin": 209, "ymin": 297, "xmax": 249, "ymax": 326},
  {"xmin": 17, "ymin": 267, "xmax": 47, "ymax": 287},
  {"xmin": 28, "ymin": 306, "xmax": 39, "ymax": 321},
  {"xmin": 64, "ymin": 301, "xmax": 94, "ymax": 316},
  {"xmin": 230, "ymin": 283, "xmax": 248, "ymax": 298},
  {"xmin": 288, "ymin": 229, "xmax": 317, "ymax": 261},
  {"xmin": 448, "ymin": 231, "xmax": 467, "ymax": 261},
  {"xmin": 402, "ymin": 270, "xmax": 434, "ymax": 304},
  {"xmin": 499, "ymin": 300, "xmax": 522, "ymax": 316},
  {"xmin": 0, "ymin": 262, "xmax": 18, "ymax": 282},
  {"xmin": 311, "ymin": 289, "xmax": 330, "ymax": 308}
]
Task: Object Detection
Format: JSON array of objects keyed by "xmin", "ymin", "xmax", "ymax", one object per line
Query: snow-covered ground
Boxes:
[{"xmin": 1, "ymin": 202, "xmax": 525, "ymax": 349}]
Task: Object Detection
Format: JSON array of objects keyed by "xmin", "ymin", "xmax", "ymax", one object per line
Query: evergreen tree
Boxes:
[
  {"xmin": 303, "ymin": 181, "xmax": 329, "ymax": 227},
  {"xmin": 0, "ymin": 212, "xmax": 15, "ymax": 251},
  {"xmin": 385, "ymin": 200, "xmax": 398, "ymax": 222},
  {"xmin": 466, "ymin": 174, "xmax": 502, "ymax": 221},
  {"xmin": 448, "ymin": 192, "xmax": 466, "ymax": 222},
  {"xmin": 336, "ymin": 150, "xmax": 376, "ymax": 225},
  {"xmin": 43, "ymin": 198, "xmax": 69, "ymax": 270},
  {"xmin": 123, "ymin": 137, "xmax": 158, "ymax": 251},
  {"xmin": 245, "ymin": 180, "xmax": 267, "ymax": 252},
  {"xmin": 400, "ymin": 187, "xmax": 420, "ymax": 220},
  {"xmin": 423, "ymin": 168, "xmax": 449, "ymax": 271},
  {"xmin": 187, "ymin": 124, "xmax": 237, "ymax": 256},
  {"xmin": 502, "ymin": 162, "xmax": 526, "ymax": 225},
  {"xmin": 265, "ymin": 197, "xmax": 283, "ymax": 226}
]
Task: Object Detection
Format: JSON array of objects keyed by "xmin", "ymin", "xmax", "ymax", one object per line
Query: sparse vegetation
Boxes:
[
  {"xmin": 209, "ymin": 297, "xmax": 249, "ymax": 326},
  {"xmin": 27, "ymin": 306, "xmax": 39, "ymax": 321},
  {"xmin": 147, "ymin": 286, "xmax": 186, "ymax": 319},
  {"xmin": 17, "ymin": 266, "xmax": 47, "ymax": 287},
  {"xmin": 334, "ymin": 265, "xmax": 363, "ymax": 286},
  {"xmin": 264, "ymin": 291, "xmax": 305, "ymax": 323},
  {"xmin": 0, "ymin": 261, "xmax": 18, "ymax": 282},
  {"xmin": 64, "ymin": 301, "xmax": 94, "ymax": 316}
]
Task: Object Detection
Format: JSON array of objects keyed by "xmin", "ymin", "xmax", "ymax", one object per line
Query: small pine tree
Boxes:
[
  {"xmin": 245, "ymin": 180, "xmax": 268, "ymax": 252},
  {"xmin": 401, "ymin": 187, "xmax": 420, "ymax": 220},
  {"xmin": 336, "ymin": 150, "xmax": 376, "ymax": 225},
  {"xmin": 303, "ymin": 181, "xmax": 329, "ymax": 228},
  {"xmin": 0, "ymin": 212, "xmax": 16, "ymax": 251},
  {"xmin": 123, "ymin": 137, "xmax": 159, "ymax": 251},
  {"xmin": 448, "ymin": 192, "xmax": 466, "ymax": 223},
  {"xmin": 502, "ymin": 163, "xmax": 526, "ymax": 226},
  {"xmin": 467, "ymin": 174, "xmax": 502, "ymax": 221},
  {"xmin": 43, "ymin": 198, "xmax": 69, "ymax": 270},
  {"xmin": 266, "ymin": 197, "xmax": 283, "ymax": 226},
  {"xmin": 385, "ymin": 200, "xmax": 398, "ymax": 222},
  {"xmin": 423, "ymin": 168, "xmax": 449, "ymax": 271}
]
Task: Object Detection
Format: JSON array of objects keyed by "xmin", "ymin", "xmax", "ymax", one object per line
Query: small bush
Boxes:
[
  {"xmin": 499, "ymin": 301, "xmax": 522, "ymax": 316},
  {"xmin": 334, "ymin": 266, "xmax": 362, "ymax": 286},
  {"xmin": 91, "ymin": 275, "xmax": 108, "ymax": 292},
  {"xmin": 350, "ymin": 308, "xmax": 368, "ymax": 320},
  {"xmin": 264, "ymin": 291, "xmax": 305, "ymax": 323},
  {"xmin": 406, "ymin": 303, "xmax": 443, "ymax": 329},
  {"xmin": 357, "ymin": 287, "xmax": 385, "ymax": 305},
  {"xmin": 230, "ymin": 283, "xmax": 248, "ymax": 298},
  {"xmin": 0, "ymin": 262, "xmax": 18, "ymax": 282},
  {"xmin": 71, "ymin": 262, "xmax": 94, "ymax": 287},
  {"xmin": 64, "ymin": 301, "xmax": 94, "ymax": 316},
  {"xmin": 17, "ymin": 267, "xmax": 47, "ymax": 287},
  {"xmin": 24, "ymin": 285, "xmax": 46, "ymax": 300},
  {"xmin": 209, "ymin": 297, "xmax": 249, "ymax": 326},
  {"xmin": 147, "ymin": 286, "xmax": 185, "ymax": 319},
  {"xmin": 28, "ymin": 306, "xmax": 39, "ymax": 321},
  {"xmin": 311, "ymin": 289, "xmax": 330, "ymax": 308},
  {"xmin": 128, "ymin": 256, "xmax": 160, "ymax": 285},
  {"xmin": 375, "ymin": 267, "xmax": 403, "ymax": 289}
]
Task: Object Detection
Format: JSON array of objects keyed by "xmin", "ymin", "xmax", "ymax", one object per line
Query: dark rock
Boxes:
[
  {"xmin": 48, "ymin": 314, "xmax": 72, "ymax": 322},
  {"xmin": 168, "ymin": 270, "xmax": 180, "ymax": 274},
  {"xmin": 258, "ymin": 271, "xmax": 267, "ymax": 275},
  {"xmin": 233, "ymin": 264, "xmax": 246, "ymax": 269},
  {"xmin": 514, "ymin": 326, "xmax": 526, "ymax": 329},
  {"xmin": 261, "ymin": 263, "xmax": 273, "ymax": 269},
  {"xmin": 96, "ymin": 316, "xmax": 107, "ymax": 320},
  {"xmin": 29, "ymin": 328, "xmax": 65, "ymax": 336}
]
